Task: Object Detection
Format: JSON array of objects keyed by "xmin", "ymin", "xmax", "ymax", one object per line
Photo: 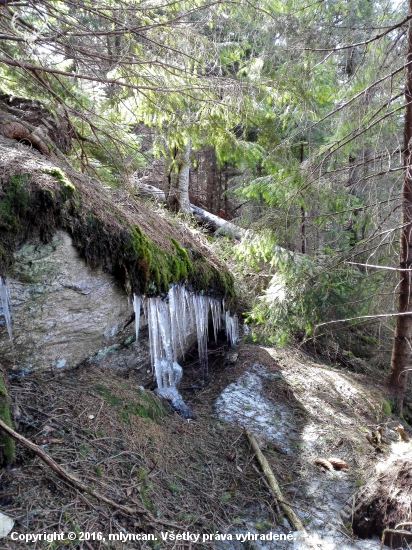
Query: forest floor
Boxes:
[{"xmin": 0, "ymin": 341, "xmax": 410, "ymax": 550}]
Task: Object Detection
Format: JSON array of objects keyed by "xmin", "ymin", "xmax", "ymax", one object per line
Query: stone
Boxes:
[
  {"xmin": 0, "ymin": 231, "xmax": 197, "ymax": 384},
  {"xmin": 0, "ymin": 512, "xmax": 14, "ymax": 538}
]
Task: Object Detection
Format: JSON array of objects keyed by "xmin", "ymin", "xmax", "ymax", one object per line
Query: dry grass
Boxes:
[{"xmin": 0, "ymin": 344, "xmax": 293, "ymax": 549}]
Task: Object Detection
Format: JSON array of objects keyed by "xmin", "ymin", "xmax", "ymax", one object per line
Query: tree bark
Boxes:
[
  {"xmin": 135, "ymin": 182, "xmax": 245, "ymax": 239},
  {"xmin": 387, "ymin": 3, "xmax": 412, "ymax": 413},
  {"xmin": 164, "ymin": 139, "xmax": 191, "ymax": 213}
]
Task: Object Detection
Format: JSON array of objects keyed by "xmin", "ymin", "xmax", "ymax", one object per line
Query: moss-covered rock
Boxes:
[
  {"xmin": 0, "ymin": 173, "xmax": 30, "ymax": 231},
  {"xmin": 0, "ymin": 373, "xmax": 14, "ymax": 465},
  {"xmin": 0, "ymin": 152, "xmax": 235, "ymax": 303}
]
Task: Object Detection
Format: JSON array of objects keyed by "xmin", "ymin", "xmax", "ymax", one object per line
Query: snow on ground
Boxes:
[
  {"xmin": 214, "ymin": 354, "xmax": 387, "ymax": 550},
  {"xmin": 215, "ymin": 364, "xmax": 295, "ymax": 453}
]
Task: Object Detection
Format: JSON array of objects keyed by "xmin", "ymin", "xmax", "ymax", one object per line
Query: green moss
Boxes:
[
  {"xmin": 140, "ymin": 483, "xmax": 154, "ymax": 510},
  {"xmin": 359, "ymin": 334, "xmax": 379, "ymax": 346},
  {"xmin": 382, "ymin": 399, "xmax": 392, "ymax": 416},
  {"xmin": 95, "ymin": 385, "xmax": 164, "ymax": 424},
  {"xmin": 95, "ymin": 385, "xmax": 122, "ymax": 406},
  {"xmin": 0, "ymin": 374, "xmax": 14, "ymax": 464},
  {"xmin": 0, "ymin": 173, "xmax": 30, "ymax": 230},
  {"xmin": 122, "ymin": 224, "xmax": 198, "ymax": 295},
  {"xmin": 40, "ymin": 188, "xmax": 54, "ymax": 199},
  {"xmin": 0, "ymin": 166, "xmax": 236, "ymax": 304},
  {"xmin": 187, "ymin": 254, "xmax": 235, "ymax": 300},
  {"xmin": 40, "ymin": 167, "xmax": 75, "ymax": 198}
]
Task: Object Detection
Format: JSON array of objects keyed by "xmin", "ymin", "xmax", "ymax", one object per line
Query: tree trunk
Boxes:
[
  {"xmin": 300, "ymin": 144, "xmax": 306, "ymax": 254},
  {"xmin": 164, "ymin": 139, "xmax": 191, "ymax": 213},
  {"xmin": 387, "ymin": 3, "xmax": 412, "ymax": 413},
  {"xmin": 134, "ymin": 182, "xmax": 245, "ymax": 239}
]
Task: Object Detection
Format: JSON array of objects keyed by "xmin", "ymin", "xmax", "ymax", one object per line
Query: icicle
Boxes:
[
  {"xmin": 209, "ymin": 297, "xmax": 223, "ymax": 344},
  {"xmin": 157, "ymin": 298, "xmax": 173, "ymax": 365},
  {"xmin": 191, "ymin": 293, "xmax": 209, "ymax": 374},
  {"xmin": 225, "ymin": 311, "xmax": 239, "ymax": 347},
  {"xmin": 133, "ymin": 294, "xmax": 141, "ymax": 344},
  {"xmin": 137, "ymin": 284, "xmax": 238, "ymax": 418},
  {"xmin": 0, "ymin": 276, "xmax": 12, "ymax": 341},
  {"xmin": 168, "ymin": 285, "xmax": 185, "ymax": 361},
  {"xmin": 147, "ymin": 298, "xmax": 162, "ymax": 379},
  {"xmin": 142, "ymin": 297, "xmax": 147, "ymax": 321}
]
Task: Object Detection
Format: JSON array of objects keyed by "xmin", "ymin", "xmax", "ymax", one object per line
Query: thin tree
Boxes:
[{"xmin": 387, "ymin": 0, "xmax": 412, "ymax": 413}]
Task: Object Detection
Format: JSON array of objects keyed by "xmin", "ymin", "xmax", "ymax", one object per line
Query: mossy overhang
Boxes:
[{"xmin": 0, "ymin": 142, "xmax": 235, "ymax": 302}]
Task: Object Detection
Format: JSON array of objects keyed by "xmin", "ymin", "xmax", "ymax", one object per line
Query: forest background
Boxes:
[{"xmin": 0, "ymin": 0, "xmax": 411, "ymax": 410}]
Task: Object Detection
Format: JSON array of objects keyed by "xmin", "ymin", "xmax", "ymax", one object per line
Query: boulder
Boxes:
[{"xmin": 0, "ymin": 231, "xmax": 195, "ymax": 382}]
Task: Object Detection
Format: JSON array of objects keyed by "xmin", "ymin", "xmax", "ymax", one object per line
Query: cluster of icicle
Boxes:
[
  {"xmin": 0, "ymin": 276, "xmax": 12, "ymax": 341},
  {"xmin": 133, "ymin": 285, "xmax": 238, "ymax": 417}
]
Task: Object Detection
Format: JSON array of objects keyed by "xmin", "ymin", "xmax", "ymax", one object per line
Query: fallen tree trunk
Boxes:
[
  {"xmin": 134, "ymin": 180, "xmax": 244, "ymax": 240},
  {"xmin": 190, "ymin": 204, "xmax": 244, "ymax": 240}
]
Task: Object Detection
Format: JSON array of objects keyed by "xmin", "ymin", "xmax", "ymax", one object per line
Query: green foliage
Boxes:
[
  {"xmin": 0, "ymin": 0, "xmax": 404, "ymax": 350},
  {"xmin": 236, "ymin": 235, "xmax": 372, "ymax": 344},
  {"xmin": 382, "ymin": 400, "xmax": 392, "ymax": 416},
  {"xmin": 135, "ymin": 466, "xmax": 148, "ymax": 482},
  {"xmin": 167, "ymin": 481, "xmax": 180, "ymax": 495}
]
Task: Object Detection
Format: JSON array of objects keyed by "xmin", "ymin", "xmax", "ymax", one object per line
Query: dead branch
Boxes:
[
  {"xmin": 0, "ymin": 416, "xmax": 146, "ymax": 517},
  {"xmin": 244, "ymin": 427, "xmax": 310, "ymax": 538}
]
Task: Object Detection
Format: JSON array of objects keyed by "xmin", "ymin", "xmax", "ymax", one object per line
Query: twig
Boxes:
[
  {"xmin": 252, "ymin": 464, "xmax": 281, "ymax": 517},
  {"xmin": 381, "ymin": 527, "xmax": 412, "ymax": 549},
  {"xmin": 346, "ymin": 261, "xmax": 412, "ymax": 271},
  {"xmin": 0, "ymin": 417, "xmax": 187, "ymax": 531}
]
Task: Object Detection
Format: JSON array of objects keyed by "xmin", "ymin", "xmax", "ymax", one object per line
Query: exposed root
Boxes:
[
  {"xmin": 0, "ymin": 121, "xmax": 51, "ymax": 156},
  {"xmin": 352, "ymin": 458, "xmax": 412, "ymax": 545}
]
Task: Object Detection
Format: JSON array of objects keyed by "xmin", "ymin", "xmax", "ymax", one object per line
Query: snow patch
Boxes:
[{"xmin": 215, "ymin": 364, "xmax": 294, "ymax": 452}]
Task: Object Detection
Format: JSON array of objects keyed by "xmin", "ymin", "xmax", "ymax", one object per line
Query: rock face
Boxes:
[{"xmin": 0, "ymin": 231, "xmax": 195, "ymax": 382}]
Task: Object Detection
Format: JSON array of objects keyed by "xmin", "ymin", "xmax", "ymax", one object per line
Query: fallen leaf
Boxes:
[{"xmin": 395, "ymin": 426, "xmax": 410, "ymax": 442}]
